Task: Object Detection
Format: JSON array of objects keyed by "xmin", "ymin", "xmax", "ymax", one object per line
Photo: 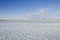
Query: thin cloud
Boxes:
[
  {"xmin": 1, "ymin": 7, "xmax": 60, "ymax": 20},
  {"xmin": 20, "ymin": 8, "xmax": 51, "ymax": 20},
  {"xmin": 19, "ymin": 8, "xmax": 60, "ymax": 20}
]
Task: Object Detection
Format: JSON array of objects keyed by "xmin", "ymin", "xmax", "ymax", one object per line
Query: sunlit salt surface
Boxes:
[{"xmin": 0, "ymin": 22, "xmax": 60, "ymax": 40}]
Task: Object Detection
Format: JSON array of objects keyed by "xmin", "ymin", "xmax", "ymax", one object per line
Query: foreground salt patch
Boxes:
[{"xmin": 0, "ymin": 23, "xmax": 60, "ymax": 40}]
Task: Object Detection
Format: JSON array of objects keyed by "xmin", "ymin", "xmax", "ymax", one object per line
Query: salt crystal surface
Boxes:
[{"xmin": 0, "ymin": 22, "xmax": 60, "ymax": 40}]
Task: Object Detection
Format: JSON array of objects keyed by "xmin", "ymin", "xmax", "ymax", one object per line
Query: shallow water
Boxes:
[{"xmin": 0, "ymin": 22, "xmax": 60, "ymax": 40}]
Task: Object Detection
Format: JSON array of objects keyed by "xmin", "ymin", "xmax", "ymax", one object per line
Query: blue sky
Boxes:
[{"xmin": 0, "ymin": 0, "xmax": 60, "ymax": 20}]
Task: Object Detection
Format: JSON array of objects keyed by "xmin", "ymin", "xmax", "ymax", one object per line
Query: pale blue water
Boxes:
[{"xmin": 0, "ymin": 22, "xmax": 60, "ymax": 40}]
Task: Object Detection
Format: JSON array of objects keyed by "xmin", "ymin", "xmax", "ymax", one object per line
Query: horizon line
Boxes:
[{"xmin": 0, "ymin": 19, "xmax": 60, "ymax": 22}]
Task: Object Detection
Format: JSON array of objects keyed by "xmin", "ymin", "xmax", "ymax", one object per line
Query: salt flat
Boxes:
[{"xmin": 0, "ymin": 22, "xmax": 60, "ymax": 40}]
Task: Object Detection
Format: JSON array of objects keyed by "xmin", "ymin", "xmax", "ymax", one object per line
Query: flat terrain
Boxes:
[
  {"xmin": 0, "ymin": 22, "xmax": 60, "ymax": 40},
  {"xmin": 0, "ymin": 19, "xmax": 60, "ymax": 22}
]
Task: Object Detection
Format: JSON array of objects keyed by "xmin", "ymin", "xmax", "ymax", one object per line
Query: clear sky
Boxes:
[{"xmin": 0, "ymin": 0, "xmax": 60, "ymax": 20}]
